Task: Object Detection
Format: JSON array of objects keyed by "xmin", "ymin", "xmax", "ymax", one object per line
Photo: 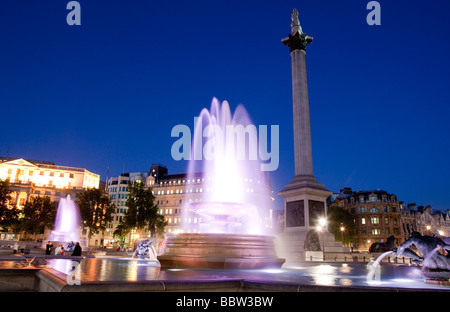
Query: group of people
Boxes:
[{"xmin": 45, "ymin": 241, "xmax": 82, "ymax": 256}]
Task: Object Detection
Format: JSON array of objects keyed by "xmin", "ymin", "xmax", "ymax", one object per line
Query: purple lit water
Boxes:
[
  {"xmin": 48, "ymin": 195, "xmax": 81, "ymax": 243},
  {"xmin": 184, "ymin": 98, "xmax": 271, "ymax": 235}
]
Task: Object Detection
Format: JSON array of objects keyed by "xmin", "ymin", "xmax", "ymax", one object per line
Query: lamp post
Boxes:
[
  {"xmin": 340, "ymin": 223, "xmax": 345, "ymax": 245},
  {"xmin": 317, "ymin": 217, "xmax": 327, "ymax": 260}
]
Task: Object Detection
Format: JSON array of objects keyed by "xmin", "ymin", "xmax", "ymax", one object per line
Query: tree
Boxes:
[
  {"xmin": 21, "ymin": 196, "xmax": 57, "ymax": 242},
  {"xmin": 0, "ymin": 180, "xmax": 19, "ymax": 231},
  {"xmin": 114, "ymin": 181, "xmax": 167, "ymax": 240},
  {"xmin": 327, "ymin": 205, "xmax": 357, "ymax": 245},
  {"xmin": 77, "ymin": 188, "xmax": 115, "ymax": 246}
]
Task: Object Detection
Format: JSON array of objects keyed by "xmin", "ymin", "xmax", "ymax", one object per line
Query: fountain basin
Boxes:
[
  {"xmin": 189, "ymin": 201, "xmax": 259, "ymax": 234},
  {"xmin": 158, "ymin": 233, "xmax": 285, "ymax": 269}
]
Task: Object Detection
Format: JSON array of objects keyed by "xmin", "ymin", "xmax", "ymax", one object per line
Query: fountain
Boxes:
[
  {"xmin": 158, "ymin": 98, "xmax": 284, "ymax": 269},
  {"xmin": 46, "ymin": 195, "xmax": 81, "ymax": 251},
  {"xmin": 132, "ymin": 240, "xmax": 158, "ymax": 261},
  {"xmin": 367, "ymin": 231, "xmax": 450, "ymax": 285},
  {"xmin": 395, "ymin": 232, "xmax": 450, "ymax": 284}
]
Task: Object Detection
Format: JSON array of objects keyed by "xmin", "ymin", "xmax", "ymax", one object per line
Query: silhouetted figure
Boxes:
[
  {"xmin": 71, "ymin": 242, "xmax": 82, "ymax": 256},
  {"xmin": 45, "ymin": 241, "xmax": 53, "ymax": 255}
]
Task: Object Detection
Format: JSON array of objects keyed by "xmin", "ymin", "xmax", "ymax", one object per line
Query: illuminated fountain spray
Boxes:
[
  {"xmin": 48, "ymin": 195, "xmax": 81, "ymax": 245},
  {"xmin": 183, "ymin": 98, "xmax": 271, "ymax": 235},
  {"xmin": 159, "ymin": 98, "xmax": 284, "ymax": 269}
]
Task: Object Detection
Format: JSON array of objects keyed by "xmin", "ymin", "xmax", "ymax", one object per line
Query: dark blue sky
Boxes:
[{"xmin": 1, "ymin": 0, "xmax": 449, "ymax": 211}]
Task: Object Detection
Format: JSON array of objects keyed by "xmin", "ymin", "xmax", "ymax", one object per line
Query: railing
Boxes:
[{"xmin": 312, "ymin": 254, "xmax": 413, "ymax": 264}]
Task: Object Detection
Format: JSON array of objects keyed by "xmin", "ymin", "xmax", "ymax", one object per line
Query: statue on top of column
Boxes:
[
  {"xmin": 282, "ymin": 8, "xmax": 313, "ymax": 52},
  {"xmin": 291, "ymin": 8, "xmax": 303, "ymax": 34}
]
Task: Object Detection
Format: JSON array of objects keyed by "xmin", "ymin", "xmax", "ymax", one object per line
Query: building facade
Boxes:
[
  {"xmin": 0, "ymin": 157, "xmax": 100, "ymax": 209},
  {"xmin": 0, "ymin": 157, "xmax": 101, "ymax": 242},
  {"xmin": 331, "ymin": 188, "xmax": 403, "ymax": 251},
  {"xmin": 403, "ymin": 203, "xmax": 449, "ymax": 238},
  {"xmin": 104, "ymin": 171, "xmax": 153, "ymax": 245}
]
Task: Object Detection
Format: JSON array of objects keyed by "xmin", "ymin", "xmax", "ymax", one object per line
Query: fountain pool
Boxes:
[{"xmin": 1, "ymin": 258, "xmax": 448, "ymax": 291}]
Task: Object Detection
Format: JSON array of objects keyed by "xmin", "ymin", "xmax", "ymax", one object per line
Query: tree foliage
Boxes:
[
  {"xmin": 114, "ymin": 181, "xmax": 166, "ymax": 239},
  {"xmin": 327, "ymin": 205, "xmax": 357, "ymax": 245},
  {"xmin": 21, "ymin": 196, "xmax": 57, "ymax": 241},
  {"xmin": 0, "ymin": 180, "xmax": 19, "ymax": 231},
  {"xmin": 77, "ymin": 188, "xmax": 115, "ymax": 241}
]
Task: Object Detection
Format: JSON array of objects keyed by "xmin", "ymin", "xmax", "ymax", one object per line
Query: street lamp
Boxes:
[
  {"xmin": 318, "ymin": 217, "xmax": 327, "ymax": 229},
  {"xmin": 340, "ymin": 223, "xmax": 345, "ymax": 244},
  {"xmin": 317, "ymin": 217, "xmax": 327, "ymax": 260}
]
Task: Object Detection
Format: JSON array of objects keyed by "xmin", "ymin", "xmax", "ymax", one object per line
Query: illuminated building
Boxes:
[
  {"xmin": 105, "ymin": 171, "xmax": 154, "ymax": 245},
  {"xmin": 331, "ymin": 188, "xmax": 402, "ymax": 251},
  {"xmin": 0, "ymin": 157, "xmax": 100, "ymax": 209}
]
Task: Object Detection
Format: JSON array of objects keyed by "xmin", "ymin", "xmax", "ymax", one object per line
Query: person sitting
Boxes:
[{"xmin": 71, "ymin": 242, "xmax": 82, "ymax": 256}]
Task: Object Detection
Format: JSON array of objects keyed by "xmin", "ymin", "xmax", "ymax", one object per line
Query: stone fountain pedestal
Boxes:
[{"xmin": 158, "ymin": 233, "xmax": 285, "ymax": 269}]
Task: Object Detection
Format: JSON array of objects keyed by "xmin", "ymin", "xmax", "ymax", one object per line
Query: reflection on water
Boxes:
[
  {"xmin": 46, "ymin": 258, "xmax": 161, "ymax": 282},
  {"xmin": 0, "ymin": 258, "xmax": 448, "ymax": 290},
  {"xmin": 311, "ymin": 264, "xmax": 336, "ymax": 286}
]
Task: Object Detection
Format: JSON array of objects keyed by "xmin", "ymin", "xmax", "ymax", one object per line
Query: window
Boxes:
[
  {"xmin": 361, "ymin": 217, "xmax": 366, "ymax": 225},
  {"xmin": 385, "ymin": 217, "xmax": 389, "ymax": 225},
  {"xmin": 360, "ymin": 197, "xmax": 364, "ymax": 203},
  {"xmin": 372, "ymin": 229, "xmax": 380, "ymax": 235},
  {"xmin": 371, "ymin": 217, "xmax": 379, "ymax": 224},
  {"xmin": 370, "ymin": 208, "xmax": 378, "ymax": 213},
  {"xmin": 360, "ymin": 207, "xmax": 365, "ymax": 213},
  {"xmin": 370, "ymin": 196, "xmax": 376, "ymax": 202}
]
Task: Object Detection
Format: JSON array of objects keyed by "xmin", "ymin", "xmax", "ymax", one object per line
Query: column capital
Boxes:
[{"xmin": 282, "ymin": 31, "xmax": 313, "ymax": 52}]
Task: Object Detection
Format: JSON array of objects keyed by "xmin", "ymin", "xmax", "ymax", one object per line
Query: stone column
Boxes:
[
  {"xmin": 291, "ymin": 49, "xmax": 313, "ymax": 178},
  {"xmin": 276, "ymin": 9, "xmax": 348, "ymax": 265},
  {"xmin": 281, "ymin": 9, "xmax": 318, "ymax": 187}
]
